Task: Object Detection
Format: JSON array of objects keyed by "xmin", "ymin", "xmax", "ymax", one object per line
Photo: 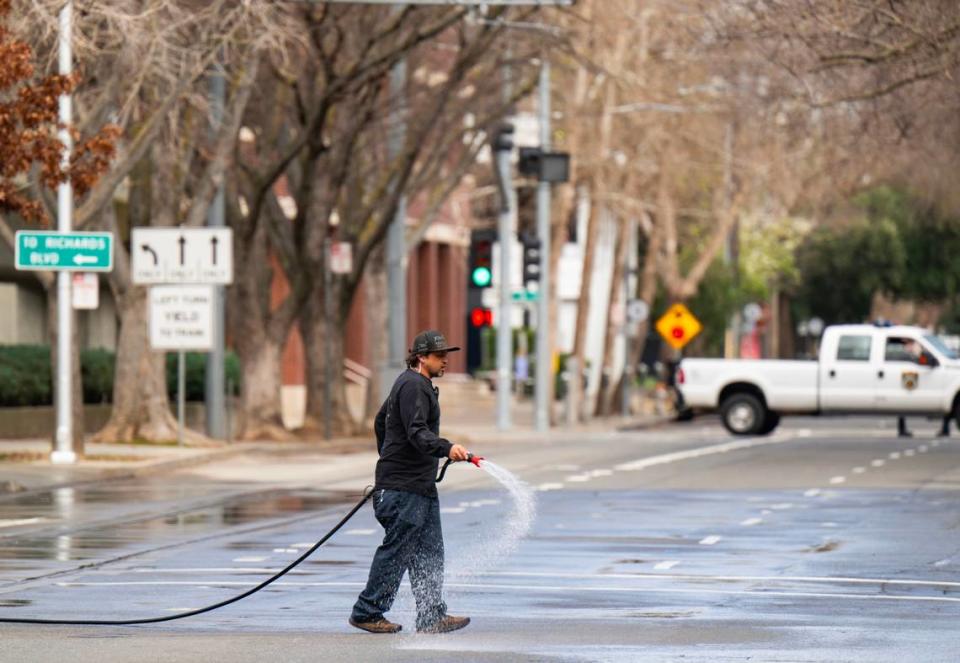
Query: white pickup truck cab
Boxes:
[{"xmin": 678, "ymin": 324, "xmax": 960, "ymax": 435}]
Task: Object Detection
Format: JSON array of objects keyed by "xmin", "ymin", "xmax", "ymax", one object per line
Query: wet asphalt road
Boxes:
[{"xmin": 2, "ymin": 417, "xmax": 960, "ymax": 662}]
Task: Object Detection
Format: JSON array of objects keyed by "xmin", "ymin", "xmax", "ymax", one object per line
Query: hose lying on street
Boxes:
[
  {"xmin": 0, "ymin": 487, "xmax": 374, "ymax": 626},
  {"xmin": 0, "ymin": 455, "xmax": 483, "ymax": 626}
]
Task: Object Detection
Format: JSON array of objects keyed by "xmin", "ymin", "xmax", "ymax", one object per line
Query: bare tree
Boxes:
[{"xmin": 9, "ymin": 0, "xmax": 292, "ymax": 442}]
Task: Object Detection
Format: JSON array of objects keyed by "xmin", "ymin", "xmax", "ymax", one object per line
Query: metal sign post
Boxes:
[{"xmin": 50, "ymin": 1, "xmax": 77, "ymax": 464}]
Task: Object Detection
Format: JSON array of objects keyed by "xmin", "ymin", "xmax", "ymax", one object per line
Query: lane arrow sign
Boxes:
[{"xmin": 141, "ymin": 244, "xmax": 158, "ymax": 266}]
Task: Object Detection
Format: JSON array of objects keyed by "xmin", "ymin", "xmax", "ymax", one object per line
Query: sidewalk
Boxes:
[{"xmin": 0, "ymin": 381, "xmax": 670, "ymax": 496}]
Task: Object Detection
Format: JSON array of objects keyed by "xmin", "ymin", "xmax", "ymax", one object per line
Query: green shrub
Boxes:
[
  {"xmin": 0, "ymin": 345, "xmax": 52, "ymax": 406},
  {"xmin": 81, "ymin": 348, "xmax": 115, "ymax": 404},
  {"xmin": 0, "ymin": 345, "xmax": 241, "ymax": 406},
  {"xmin": 165, "ymin": 351, "xmax": 241, "ymax": 401}
]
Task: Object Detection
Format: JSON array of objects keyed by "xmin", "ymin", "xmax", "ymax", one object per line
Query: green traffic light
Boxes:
[{"xmin": 471, "ymin": 266, "xmax": 492, "ymax": 287}]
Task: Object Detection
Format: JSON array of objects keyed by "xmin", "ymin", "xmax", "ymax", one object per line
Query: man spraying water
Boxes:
[{"xmin": 350, "ymin": 330, "xmax": 474, "ymax": 635}]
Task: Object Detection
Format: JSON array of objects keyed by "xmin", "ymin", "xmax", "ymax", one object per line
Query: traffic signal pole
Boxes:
[{"xmin": 534, "ymin": 61, "xmax": 551, "ymax": 432}]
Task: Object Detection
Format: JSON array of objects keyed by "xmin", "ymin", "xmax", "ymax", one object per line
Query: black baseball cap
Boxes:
[{"xmin": 410, "ymin": 330, "xmax": 461, "ymax": 354}]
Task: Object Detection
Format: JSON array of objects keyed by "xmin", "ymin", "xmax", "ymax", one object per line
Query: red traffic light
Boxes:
[{"xmin": 470, "ymin": 307, "xmax": 493, "ymax": 328}]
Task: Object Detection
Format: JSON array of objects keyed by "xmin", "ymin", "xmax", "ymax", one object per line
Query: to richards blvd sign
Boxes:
[{"xmin": 15, "ymin": 231, "xmax": 114, "ymax": 272}]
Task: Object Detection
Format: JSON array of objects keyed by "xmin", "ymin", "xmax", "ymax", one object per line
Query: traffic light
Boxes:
[
  {"xmin": 520, "ymin": 232, "xmax": 541, "ymax": 287},
  {"xmin": 470, "ymin": 307, "xmax": 493, "ymax": 328},
  {"xmin": 518, "ymin": 147, "xmax": 571, "ymax": 183},
  {"xmin": 469, "ymin": 229, "xmax": 496, "ymax": 289}
]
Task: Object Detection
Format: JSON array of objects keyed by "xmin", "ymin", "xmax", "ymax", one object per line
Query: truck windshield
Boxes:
[{"xmin": 924, "ymin": 334, "xmax": 959, "ymax": 360}]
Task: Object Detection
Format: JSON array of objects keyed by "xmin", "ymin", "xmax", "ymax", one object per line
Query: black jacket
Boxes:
[{"xmin": 374, "ymin": 369, "xmax": 453, "ymax": 498}]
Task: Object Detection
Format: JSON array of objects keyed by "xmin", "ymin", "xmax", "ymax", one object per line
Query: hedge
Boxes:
[{"xmin": 0, "ymin": 345, "xmax": 240, "ymax": 407}]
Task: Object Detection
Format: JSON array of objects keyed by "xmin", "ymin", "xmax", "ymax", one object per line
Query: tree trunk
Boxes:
[
  {"xmin": 229, "ymin": 218, "xmax": 294, "ymax": 440},
  {"xmin": 597, "ymin": 216, "xmax": 631, "ymax": 416},
  {"xmin": 236, "ymin": 332, "xmax": 287, "ymax": 440},
  {"xmin": 616, "ymin": 212, "xmax": 660, "ymax": 414},
  {"xmin": 301, "ymin": 286, "xmax": 357, "ymax": 437},
  {"xmin": 363, "ymin": 246, "xmax": 388, "ymax": 423},
  {"xmin": 92, "ymin": 288, "xmax": 205, "ymax": 444},
  {"xmin": 568, "ymin": 187, "xmax": 600, "ymax": 424}
]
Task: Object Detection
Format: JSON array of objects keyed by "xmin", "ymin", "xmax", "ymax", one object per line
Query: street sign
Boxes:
[
  {"xmin": 15, "ymin": 231, "xmax": 113, "ymax": 272},
  {"xmin": 655, "ymin": 303, "xmax": 703, "ymax": 351},
  {"xmin": 71, "ymin": 273, "xmax": 99, "ymax": 310},
  {"xmin": 511, "ymin": 290, "xmax": 539, "ymax": 302},
  {"xmin": 149, "ymin": 285, "xmax": 214, "ymax": 351},
  {"xmin": 132, "ymin": 228, "xmax": 233, "ymax": 285},
  {"xmin": 329, "ymin": 241, "xmax": 353, "ymax": 275},
  {"xmin": 626, "ymin": 299, "xmax": 649, "ymax": 323}
]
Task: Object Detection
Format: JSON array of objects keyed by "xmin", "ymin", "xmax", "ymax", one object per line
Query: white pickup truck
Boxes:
[{"xmin": 678, "ymin": 324, "xmax": 960, "ymax": 436}]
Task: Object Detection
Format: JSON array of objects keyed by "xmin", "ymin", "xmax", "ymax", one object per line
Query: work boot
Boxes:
[
  {"xmin": 349, "ymin": 617, "xmax": 402, "ymax": 634},
  {"xmin": 418, "ymin": 614, "xmax": 471, "ymax": 634}
]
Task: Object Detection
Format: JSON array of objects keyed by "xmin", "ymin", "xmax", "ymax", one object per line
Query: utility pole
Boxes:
[
  {"xmin": 52, "ymin": 1, "xmax": 75, "ymax": 464},
  {"xmin": 205, "ymin": 61, "xmax": 227, "ymax": 439},
  {"xmin": 722, "ymin": 121, "xmax": 739, "ymax": 359},
  {"xmin": 534, "ymin": 61, "xmax": 551, "ymax": 432},
  {"xmin": 493, "ymin": 126, "xmax": 515, "ymax": 431}
]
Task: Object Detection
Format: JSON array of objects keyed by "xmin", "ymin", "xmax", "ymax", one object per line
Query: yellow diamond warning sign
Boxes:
[{"xmin": 655, "ymin": 303, "xmax": 703, "ymax": 351}]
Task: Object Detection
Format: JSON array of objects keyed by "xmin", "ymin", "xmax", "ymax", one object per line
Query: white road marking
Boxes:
[
  {"xmin": 291, "ymin": 543, "xmax": 314, "ymax": 549},
  {"xmin": 536, "ymin": 483, "xmax": 564, "ymax": 492},
  {"xmin": 803, "ymin": 489, "xmax": 821, "ymax": 497},
  {"xmin": 56, "ymin": 580, "xmax": 960, "ymax": 604},
  {"xmin": 343, "ymin": 529, "xmax": 376, "ymax": 536},
  {"xmin": 699, "ymin": 535, "xmax": 722, "ymax": 545},
  {"xmin": 654, "ymin": 561, "xmax": 680, "ymax": 570},
  {"xmin": 770, "ymin": 503, "xmax": 794, "ymax": 510},
  {"xmin": 486, "ymin": 570, "xmax": 960, "ymax": 589},
  {"xmin": 829, "ymin": 476, "xmax": 846, "ymax": 485},
  {"xmin": 852, "ymin": 467, "xmax": 866, "ymax": 474},
  {"xmin": 821, "ymin": 522, "xmax": 839, "ymax": 528},
  {"xmin": 613, "ymin": 433, "xmax": 798, "ymax": 473},
  {"xmin": 565, "ymin": 474, "xmax": 592, "ymax": 483},
  {"xmin": 589, "ymin": 469, "xmax": 613, "ymax": 477},
  {"xmin": 918, "ymin": 445, "xmax": 929, "ymax": 453},
  {"xmin": 889, "ymin": 452, "xmax": 901, "ymax": 460},
  {"xmin": 797, "ymin": 429, "xmax": 813, "ymax": 438},
  {"xmin": 740, "ymin": 517, "xmax": 763, "ymax": 527},
  {"xmin": 231, "ymin": 556, "xmax": 267, "ymax": 563},
  {"xmin": 440, "ymin": 507, "xmax": 466, "ymax": 514},
  {"xmin": 115, "ymin": 569, "xmax": 960, "ymax": 590},
  {"xmin": 871, "ymin": 459, "xmax": 885, "ymax": 467},
  {"xmin": 904, "ymin": 449, "xmax": 916, "ymax": 457},
  {"xmin": 0, "ymin": 518, "xmax": 45, "ymax": 528}
]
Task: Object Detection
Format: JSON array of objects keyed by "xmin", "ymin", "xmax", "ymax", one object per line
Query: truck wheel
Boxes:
[
  {"xmin": 721, "ymin": 393, "xmax": 766, "ymax": 436},
  {"xmin": 757, "ymin": 411, "xmax": 780, "ymax": 436}
]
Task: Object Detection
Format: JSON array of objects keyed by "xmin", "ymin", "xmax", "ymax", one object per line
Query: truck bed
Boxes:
[{"xmin": 681, "ymin": 359, "xmax": 820, "ymax": 412}]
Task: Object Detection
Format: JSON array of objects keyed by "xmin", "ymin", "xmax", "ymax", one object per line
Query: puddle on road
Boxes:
[{"xmin": 0, "ymin": 489, "xmax": 356, "ymax": 564}]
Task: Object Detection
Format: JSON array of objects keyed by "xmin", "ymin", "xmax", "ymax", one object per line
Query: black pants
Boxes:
[{"xmin": 351, "ymin": 489, "xmax": 447, "ymax": 629}]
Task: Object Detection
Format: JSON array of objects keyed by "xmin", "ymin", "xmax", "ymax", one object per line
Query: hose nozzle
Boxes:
[{"xmin": 467, "ymin": 453, "xmax": 484, "ymax": 468}]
